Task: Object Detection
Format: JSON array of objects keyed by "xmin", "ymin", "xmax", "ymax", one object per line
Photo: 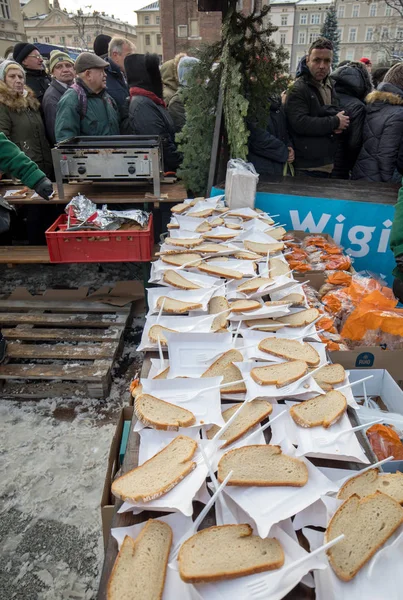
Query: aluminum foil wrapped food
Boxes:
[{"xmin": 65, "ymin": 194, "xmax": 150, "ymax": 231}]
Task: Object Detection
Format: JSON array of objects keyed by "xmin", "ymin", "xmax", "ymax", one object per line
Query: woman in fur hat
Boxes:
[
  {"xmin": 121, "ymin": 53, "xmax": 181, "ymax": 172},
  {"xmin": 0, "ymin": 59, "xmax": 52, "ymax": 177}
]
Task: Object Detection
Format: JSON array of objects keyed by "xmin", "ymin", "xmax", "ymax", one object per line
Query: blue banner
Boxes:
[{"xmin": 212, "ymin": 188, "xmax": 396, "ymax": 285}]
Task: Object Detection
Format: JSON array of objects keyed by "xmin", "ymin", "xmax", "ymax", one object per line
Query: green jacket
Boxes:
[
  {"xmin": 0, "ymin": 132, "xmax": 45, "ymax": 188},
  {"xmin": 55, "ymin": 79, "xmax": 120, "ymax": 142},
  {"xmin": 0, "ymin": 81, "xmax": 52, "ymax": 177},
  {"xmin": 390, "ymin": 179, "xmax": 403, "ymax": 280}
]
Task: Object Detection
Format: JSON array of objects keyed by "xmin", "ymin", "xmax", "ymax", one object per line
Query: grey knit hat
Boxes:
[
  {"xmin": 0, "ymin": 59, "xmax": 25, "ymax": 82},
  {"xmin": 383, "ymin": 63, "xmax": 403, "ymax": 90}
]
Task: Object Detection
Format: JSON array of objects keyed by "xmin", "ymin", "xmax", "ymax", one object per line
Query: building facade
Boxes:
[
  {"xmin": 23, "ymin": 2, "xmax": 136, "ymax": 52},
  {"xmin": 0, "ymin": 0, "xmax": 26, "ymax": 57},
  {"xmin": 134, "ymin": 2, "xmax": 162, "ymax": 60},
  {"xmin": 269, "ymin": 0, "xmax": 298, "ymax": 71}
]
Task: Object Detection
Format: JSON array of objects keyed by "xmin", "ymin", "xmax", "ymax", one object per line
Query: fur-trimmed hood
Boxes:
[
  {"xmin": 0, "ymin": 80, "xmax": 40, "ymax": 112},
  {"xmin": 366, "ymin": 82, "xmax": 403, "ymax": 106}
]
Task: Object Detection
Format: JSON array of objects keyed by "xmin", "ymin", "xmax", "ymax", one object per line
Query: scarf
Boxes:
[{"xmin": 129, "ymin": 86, "xmax": 166, "ymax": 107}]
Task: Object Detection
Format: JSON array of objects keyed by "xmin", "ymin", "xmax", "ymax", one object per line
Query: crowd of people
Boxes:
[{"xmin": 0, "ymin": 34, "xmax": 402, "ymax": 243}]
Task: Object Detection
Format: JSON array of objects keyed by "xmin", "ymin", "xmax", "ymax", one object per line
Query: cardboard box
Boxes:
[
  {"xmin": 101, "ymin": 406, "xmax": 134, "ymax": 550},
  {"xmin": 330, "ymin": 348, "xmax": 403, "ymax": 388}
]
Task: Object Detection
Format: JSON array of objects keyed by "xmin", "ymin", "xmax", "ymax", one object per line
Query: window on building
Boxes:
[
  {"xmin": 352, "ymin": 4, "xmax": 360, "ymax": 17},
  {"xmin": 281, "ymin": 15, "xmax": 288, "ymax": 25},
  {"xmin": 86, "ymin": 34, "xmax": 91, "ymax": 42},
  {"xmin": 74, "ymin": 36, "xmax": 79, "ymax": 43},
  {"xmin": 178, "ymin": 24, "xmax": 188, "ymax": 37},
  {"xmin": 337, "ymin": 5, "xmax": 345, "ymax": 18},
  {"xmin": 397, "ymin": 27, "xmax": 403, "ymax": 40},
  {"xmin": 298, "ymin": 31, "xmax": 306, "ymax": 44},
  {"xmin": 348, "ymin": 27, "xmax": 357, "ymax": 42},
  {"xmin": 156, "ymin": 16, "xmax": 160, "ymax": 25},
  {"xmin": 385, "ymin": 5, "xmax": 392, "ymax": 16},
  {"xmin": 310, "ymin": 13, "xmax": 320, "ymax": 24},
  {"xmin": 280, "ymin": 32, "xmax": 286, "ymax": 44},
  {"xmin": 365, "ymin": 27, "xmax": 374, "ymax": 41},
  {"xmin": 145, "ymin": 33, "xmax": 151, "ymax": 45},
  {"xmin": 337, "ymin": 27, "xmax": 343, "ymax": 41},
  {"xmin": 144, "ymin": 15, "xmax": 150, "ymax": 24},
  {"xmin": 60, "ymin": 36, "xmax": 65, "ymax": 44},
  {"xmin": 33, "ymin": 37, "xmax": 38, "ymax": 43},
  {"xmin": 377, "ymin": 50, "xmax": 386, "ymax": 63},
  {"xmin": 309, "ymin": 32, "xmax": 320, "ymax": 43},
  {"xmin": 45, "ymin": 37, "xmax": 50, "ymax": 43},
  {"xmin": 157, "ymin": 33, "xmax": 161, "ymax": 46},
  {"xmin": 236, "ymin": 0, "xmax": 243, "ymax": 9},
  {"xmin": 346, "ymin": 48, "xmax": 355, "ymax": 61},
  {"xmin": 0, "ymin": 0, "xmax": 10, "ymax": 20},
  {"xmin": 300, "ymin": 14, "xmax": 307, "ymax": 24},
  {"xmin": 190, "ymin": 19, "xmax": 199, "ymax": 37},
  {"xmin": 381, "ymin": 26, "xmax": 389, "ymax": 40},
  {"xmin": 369, "ymin": 3, "xmax": 377, "ymax": 16}
]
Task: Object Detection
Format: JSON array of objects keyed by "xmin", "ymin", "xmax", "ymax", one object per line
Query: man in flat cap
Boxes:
[
  {"xmin": 55, "ymin": 52, "xmax": 119, "ymax": 142},
  {"xmin": 42, "ymin": 50, "xmax": 75, "ymax": 145}
]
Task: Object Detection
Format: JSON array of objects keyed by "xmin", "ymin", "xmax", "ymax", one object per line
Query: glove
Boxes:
[
  {"xmin": 396, "ymin": 254, "xmax": 403, "ymax": 274},
  {"xmin": 34, "ymin": 177, "xmax": 53, "ymax": 201}
]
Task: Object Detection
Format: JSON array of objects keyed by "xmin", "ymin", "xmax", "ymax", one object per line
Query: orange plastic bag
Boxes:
[
  {"xmin": 366, "ymin": 424, "xmax": 403, "ymax": 461},
  {"xmin": 325, "ymin": 271, "xmax": 352, "ymax": 286},
  {"xmin": 324, "ymin": 255, "xmax": 351, "ymax": 271},
  {"xmin": 341, "ymin": 290, "xmax": 403, "ymax": 341}
]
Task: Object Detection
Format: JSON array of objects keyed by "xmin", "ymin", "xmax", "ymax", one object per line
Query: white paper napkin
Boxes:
[
  {"xmin": 138, "ymin": 314, "xmax": 221, "ymax": 351},
  {"xmin": 165, "ymin": 331, "xmax": 234, "ymax": 378}
]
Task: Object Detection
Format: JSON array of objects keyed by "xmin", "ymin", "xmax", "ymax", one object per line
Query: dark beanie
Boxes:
[
  {"xmin": 13, "ymin": 42, "xmax": 37, "ymax": 65},
  {"xmin": 125, "ymin": 53, "xmax": 163, "ymax": 99},
  {"xmin": 93, "ymin": 34, "xmax": 111, "ymax": 57}
]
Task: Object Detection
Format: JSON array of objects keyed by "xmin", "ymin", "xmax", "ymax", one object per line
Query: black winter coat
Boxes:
[
  {"xmin": 331, "ymin": 62, "xmax": 373, "ymax": 179},
  {"xmin": 248, "ymin": 98, "xmax": 289, "ymax": 178},
  {"xmin": 24, "ymin": 68, "xmax": 51, "ymax": 106},
  {"xmin": 121, "ymin": 94, "xmax": 182, "ymax": 172},
  {"xmin": 42, "ymin": 79, "xmax": 68, "ymax": 145},
  {"xmin": 352, "ymin": 82, "xmax": 403, "ymax": 182},
  {"xmin": 285, "ymin": 60, "xmax": 340, "ymax": 169},
  {"xmin": 105, "ymin": 58, "xmax": 129, "ymax": 111}
]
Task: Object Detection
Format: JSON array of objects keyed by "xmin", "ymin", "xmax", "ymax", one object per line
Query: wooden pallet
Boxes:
[{"xmin": 0, "ymin": 299, "xmax": 133, "ymax": 399}]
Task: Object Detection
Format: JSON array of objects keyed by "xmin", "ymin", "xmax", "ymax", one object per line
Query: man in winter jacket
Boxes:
[
  {"xmin": 352, "ymin": 63, "xmax": 403, "ymax": 183},
  {"xmin": 285, "ymin": 37, "xmax": 350, "ymax": 177},
  {"xmin": 42, "ymin": 50, "xmax": 75, "ymax": 145},
  {"xmin": 55, "ymin": 52, "xmax": 120, "ymax": 142},
  {"xmin": 105, "ymin": 37, "xmax": 135, "ymax": 110},
  {"xmin": 331, "ymin": 61, "xmax": 372, "ymax": 179},
  {"xmin": 13, "ymin": 42, "xmax": 50, "ymax": 105}
]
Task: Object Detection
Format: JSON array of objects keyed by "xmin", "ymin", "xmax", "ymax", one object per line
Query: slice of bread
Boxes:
[
  {"xmin": 313, "ymin": 364, "xmax": 345, "ymax": 391},
  {"xmin": 201, "ymin": 349, "xmax": 246, "ymax": 393},
  {"xmin": 111, "ymin": 435, "xmax": 197, "ymax": 503},
  {"xmin": 266, "ymin": 226, "xmax": 287, "ymax": 240},
  {"xmin": 251, "ymin": 360, "xmax": 308, "ymax": 387},
  {"xmin": 153, "ymin": 366, "xmax": 170, "ymax": 379},
  {"xmin": 178, "ymin": 524, "xmax": 284, "ymax": 583},
  {"xmin": 199, "ymin": 264, "xmax": 242, "ymax": 280},
  {"xmin": 229, "ymin": 299, "xmax": 261, "ymax": 313},
  {"xmin": 289, "ymin": 390, "xmax": 347, "ymax": 428},
  {"xmin": 135, "ymin": 393, "xmax": 196, "ymax": 430},
  {"xmin": 264, "ymin": 300, "xmax": 292, "ymax": 307},
  {"xmin": 167, "ymin": 223, "xmax": 179, "ymax": 229},
  {"xmin": 161, "ymin": 253, "xmax": 202, "ymax": 267},
  {"xmin": 325, "ymin": 492, "xmax": 403, "ymax": 581},
  {"xmin": 237, "ymin": 277, "xmax": 274, "ymax": 293},
  {"xmin": 171, "ymin": 203, "xmax": 188, "ymax": 214},
  {"xmin": 188, "ymin": 208, "xmax": 214, "ymax": 218},
  {"xmin": 337, "ymin": 469, "xmax": 403, "ymax": 505},
  {"xmin": 244, "ymin": 240, "xmax": 284, "ymax": 255},
  {"xmin": 245, "ymin": 319, "xmax": 285, "ymax": 332},
  {"xmin": 206, "ymin": 399, "xmax": 273, "ymax": 447},
  {"xmin": 233, "ymin": 250, "xmax": 262, "ymax": 260},
  {"xmin": 210, "ymin": 217, "xmax": 224, "ymax": 227},
  {"xmin": 206, "ymin": 256, "xmax": 229, "ymax": 263},
  {"xmin": 195, "ymin": 221, "xmax": 212, "ymax": 233},
  {"xmin": 148, "ymin": 325, "xmax": 177, "ymax": 345},
  {"xmin": 196, "ymin": 243, "xmax": 231, "ymax": 254},
  {"xmin": 258, "ymin": 337, "xmax": 320, "ymax": 367},
  {"xmin": 162, "ymin": 270, "xmax": 201, "ymax": 290},
  {"xmin": 270, "ymin": 258, "xmax": 290, "ymax": 278},
  {"xmin": 165, "ymin": 237, "xmax": 203, "ymax": 248},
  {"xmin": 277, "ymin": 308, "xmax": 320, "ymax": 328},
  {"xmin": 225, "ymin": 223, "xmax": 242, "ymax": 231},
  {"xmin": 156, "ymin": 296, "xmax": 203, "ymax": 314},
  {"xmin": 217, "ymin": 445, "xmax": 309, "ymax": 486},
  {"xmin": 273, "ymin": 292, "xmax": 305, "ymax": 307},
  {"xmin": 107, "ymin": 521, "xmax": 172, "ymax": 600},
  {"xmin": 202, "ymin": 231, "xmax": 237, "ymax": 241},
  {"xmin": 208, "ymin": 296, "xmax": 230, "ymax": 330}
]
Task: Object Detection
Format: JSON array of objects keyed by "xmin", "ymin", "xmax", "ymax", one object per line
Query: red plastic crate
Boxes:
[{"xmin": 46, "ymin": 214, "xmax": 154, "ymax": 263}]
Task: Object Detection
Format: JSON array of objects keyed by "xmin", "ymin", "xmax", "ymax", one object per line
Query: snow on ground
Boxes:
[{"xmin": 0, "ymin": 263, "xmax": 145, "ymax": 599}]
